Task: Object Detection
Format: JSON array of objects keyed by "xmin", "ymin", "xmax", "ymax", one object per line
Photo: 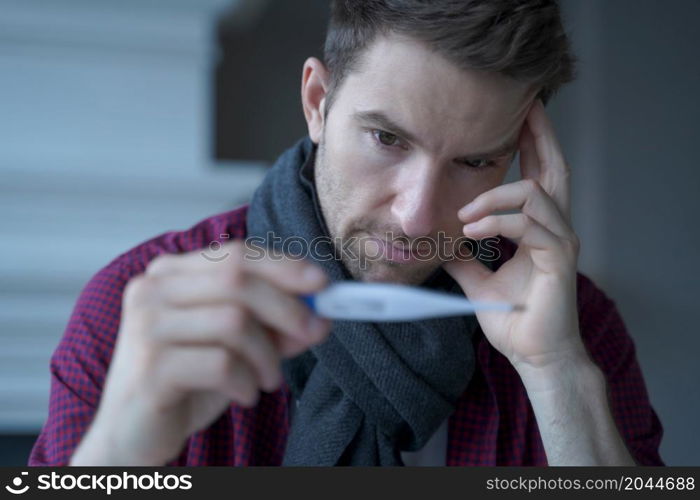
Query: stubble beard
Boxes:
[{"xmin": 313, "ymin": 138, "xmax": 441, "ymax": 285}]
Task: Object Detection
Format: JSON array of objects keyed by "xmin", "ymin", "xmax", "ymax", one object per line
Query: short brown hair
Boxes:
[{"xmin": 322, "ymin": 0, "xmax": 576, "ymax": 114}]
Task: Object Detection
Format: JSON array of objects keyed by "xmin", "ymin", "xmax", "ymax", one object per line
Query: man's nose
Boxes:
[{"xmin": 390, "ymin": 159, "xmax": 441, "ymax": 239}]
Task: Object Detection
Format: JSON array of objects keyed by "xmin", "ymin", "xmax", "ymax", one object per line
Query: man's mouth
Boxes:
[{"xmin": 366, "ymin": 234, "xmax": 426, "ymax": 263}]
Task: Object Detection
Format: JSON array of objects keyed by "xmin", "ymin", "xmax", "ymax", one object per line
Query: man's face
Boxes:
[{"xmin": 311, "ymin": 34, "xmax": 535, "ymax": 284}]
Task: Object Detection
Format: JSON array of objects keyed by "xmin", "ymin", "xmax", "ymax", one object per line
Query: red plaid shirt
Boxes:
[{"xmin": 28, "ymin": 203, "xmax": 664, "ymax": 466}]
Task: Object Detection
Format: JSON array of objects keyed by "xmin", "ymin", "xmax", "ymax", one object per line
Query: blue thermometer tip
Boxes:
[{"xmin": 300, "ymin": 294, "xmax": 316, "ymax": 312}]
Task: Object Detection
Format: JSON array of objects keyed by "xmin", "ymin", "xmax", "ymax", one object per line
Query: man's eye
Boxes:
[
  {"xmin": 373, "ymin": 130, "xmax": 399, "ymax": 147},
  {"xmin": 461, "ymin": 158, "xmax": 494, "ymax": 169}
]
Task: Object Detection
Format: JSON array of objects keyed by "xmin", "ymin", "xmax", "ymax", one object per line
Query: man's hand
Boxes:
[
  {"xmin": 70, "ymin": 240, "xmax": 332, "ymax": 466},
  {"xmin": 444, "ymin": 98, "xmax": 586, "ymax": 375},
  {"xmin": 444, "ymin": 99, "xmax": 637, "ymax": 465}
]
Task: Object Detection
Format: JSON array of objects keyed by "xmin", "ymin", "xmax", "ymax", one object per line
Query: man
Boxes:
[{"xmin": 29, "ymin": 0, "xmax": 663, "ymax": 466}]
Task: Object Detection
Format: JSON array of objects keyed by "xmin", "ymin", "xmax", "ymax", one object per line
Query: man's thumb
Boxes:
[{"xmin": 442, "ymin": 257, "xmax": 491, "ymax": 298}]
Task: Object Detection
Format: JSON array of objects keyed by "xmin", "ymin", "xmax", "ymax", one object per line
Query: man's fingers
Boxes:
[
  {"xmin": 462, "ymin": 213, "xmax": 562, "ymax": 252},
  {"xmin": 518, "ymin": 120, "xmax": 541, "ymax": 181},
  {"xmin": 270, "ymin": 331, "xmax": 314, "ymax": 358},
  {"xmin": 139, "ymin": 271, "xmax": 330, "ymax": 344},
  {"xmin": 442, "ymin": 240, "xmax": 493, "ymax": 299},
  {"xmin": 146, "ymin": 239, "xmax": 328, "ymax": 294},
  {"xmin": 528, "ymin": 99, "xmax": 568, "ymax": 174},
  {"xmin": 153, "ymin": 345, "xmax": 260, "ymax": 408},
  {"xmin": 457, "ymin": 179, "xmax": 572, "ymax": 239},
  {"xmin": 525, "ymin": 99, "xmax": 572, "ymax": 223},
  {"xmin": 239, "ymin": 240, "xmax": 330, "ymax": 294},
  {"xmin": 235, "ymin": 273, "xmax": 333, "ymax": 344},
  {"xmin": 146, "ymin": 304, "xmax": 283, "ymax": 392}
]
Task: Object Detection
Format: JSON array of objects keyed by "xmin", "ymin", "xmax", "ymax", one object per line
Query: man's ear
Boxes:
[{"xmin": 301, "ymin": 57, "xmax": 329, "ymax": 144}]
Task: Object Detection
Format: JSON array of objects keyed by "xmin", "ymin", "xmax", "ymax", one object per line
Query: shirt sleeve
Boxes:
[
  {"xmin": 27, "ymin": 260, "xmax": 131, "ymax": 466},
  {"xmin": 26, "ymin": 210, "xmax": 247, "ymax": 466},
  {"xmin": 577, "ymin": 273, "xmax": 665, "ymax": 466}
]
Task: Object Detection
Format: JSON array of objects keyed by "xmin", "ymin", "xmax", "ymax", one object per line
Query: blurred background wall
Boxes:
[
  {"xmin": 1, "ymin": 0, "xmax": 698, "ymax": 465},
  {"xmin": 0, "ymin": 0, "xmax": 269, "ymax": 464}
]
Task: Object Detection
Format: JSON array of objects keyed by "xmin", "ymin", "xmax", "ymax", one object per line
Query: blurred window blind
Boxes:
[{"xmin": 0, "ymin": 0, "xmax": 266, "ymax": 432}]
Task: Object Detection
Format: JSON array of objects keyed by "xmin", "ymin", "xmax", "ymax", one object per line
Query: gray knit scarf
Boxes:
[{"xmin": 245, "ymin": 136, "xmax": 490, "ymax": 466}]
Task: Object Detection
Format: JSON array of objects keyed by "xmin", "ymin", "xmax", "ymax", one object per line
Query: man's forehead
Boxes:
[{"xmin": 339, "ymin": 34, "xmax": 536, "ymax": 148}]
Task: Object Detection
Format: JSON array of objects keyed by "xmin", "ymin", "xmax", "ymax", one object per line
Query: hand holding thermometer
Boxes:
[{"xmin": 300, "ymin": 281, "xmax": 523, "ymax": 322}]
